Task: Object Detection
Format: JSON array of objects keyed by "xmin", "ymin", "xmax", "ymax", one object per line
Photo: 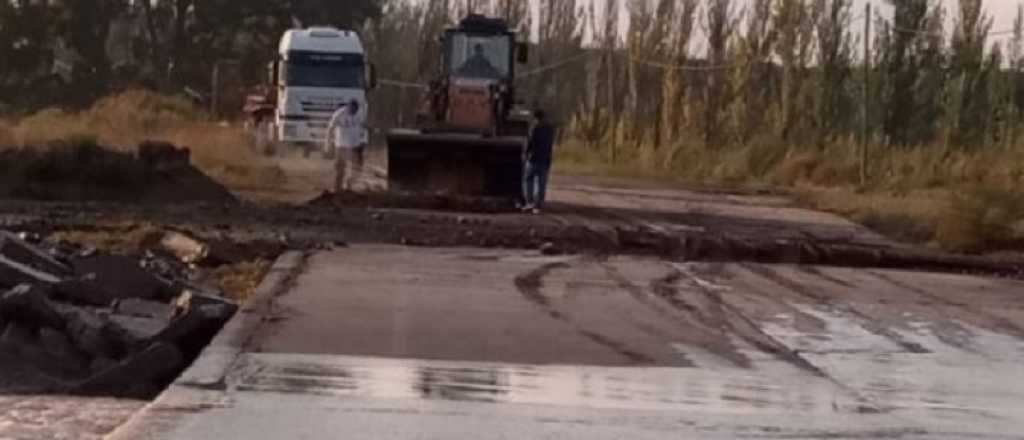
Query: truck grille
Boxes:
[{"xmin": 300, "ymin": 101, "xmax": 343, "ymax": 113}]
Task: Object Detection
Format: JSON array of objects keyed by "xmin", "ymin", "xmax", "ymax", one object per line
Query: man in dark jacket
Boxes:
[{"xmin": 522, "ymin": 110, "xmax": 555, "ymax": 213}]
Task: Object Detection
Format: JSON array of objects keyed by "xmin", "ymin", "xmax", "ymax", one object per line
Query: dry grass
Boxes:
[
  {"xmin": 2, "ymin": 90, "xmax": 286, "ymax": 191},
  {"xmin": 48, "ymin": 222, "xmax": 167, "ymax": 254},
  {"xmin": 210, "ymin": 260, "xmax": 273, "ymax": 301},
  {"xmin": 558, "ymin": 134, "xmax": 1024, "ymax": 253},
  {"xmin": 796, "ymin": 187, "xmax": 945, "ymax": 245},
  {"xmin": 49, "ymin": 224, "xmax": 274, "ymax": 301},
  {"xmin": 934, "ymin": 187, "xmax": 1024, "ymax": 253}
]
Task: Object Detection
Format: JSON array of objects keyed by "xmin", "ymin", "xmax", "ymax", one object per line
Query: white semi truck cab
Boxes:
[{"xmin": 273, "ymin": 27, "xmax": 374, "ymax": 145}]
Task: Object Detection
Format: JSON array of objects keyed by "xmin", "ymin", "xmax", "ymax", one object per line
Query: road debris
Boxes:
[
  {"xmin": 0, "ymin": 228, "xmax": 240, "ymax": 398},
  {"xmin": 160, "ymin": 231, "xmax": 209, "ymax": 264}
]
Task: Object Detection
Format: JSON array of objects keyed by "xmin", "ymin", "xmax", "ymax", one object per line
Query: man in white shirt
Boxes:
[{"xmin": 326, "ymin": 99, "xmax": 366, "ymax": 192}]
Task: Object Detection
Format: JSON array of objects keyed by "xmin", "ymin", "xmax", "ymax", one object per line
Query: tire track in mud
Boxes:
[
  {"xmin": 796, "ymin": 265, "xmax": 856, "ymax": 288},
  {"xmin": 647, "ymin": 270, "xmax": 753, "ymax": 369},
  {"xmin": 647, "ymin": 263, "xmax": 829, "ymax": 375},
  {"xmin": 513, "ymin": 262, "xmax": 655, "ymax": 364},
  {"xmin": 741, "ymin": 264, "xmax": 931, "ymax": 354},
  {"xmin": 599, "ymin": 263, "xmax": 728, "ymax": 367},
  {"xmin": 662, "ymin": 263, "xmax": 894, "ymax": 414},
  {"xmin": 866, "ymin": 270, "xmax": 1024, "ymax": 341},
  {"xmin": 514, "ymin": 262, "xmax": 571, "ymax": 320}
]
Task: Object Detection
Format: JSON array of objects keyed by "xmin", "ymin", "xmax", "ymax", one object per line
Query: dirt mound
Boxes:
[
  {"xmin": 0, "ymin": 140, "xmax": 234, "ymax": 203},
  {"xmin": 307, "ymin": 190, "xmax": 517, "ymax": 214}
]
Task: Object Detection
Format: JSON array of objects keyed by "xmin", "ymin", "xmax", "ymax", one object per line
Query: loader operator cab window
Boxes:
[
  {"xmin": 448, "ymin": 33, "xmax": 510, "ymax": 80},
  {"xmin": 281, "ymin": 51, "xmax": 366, "ymax": 88}
]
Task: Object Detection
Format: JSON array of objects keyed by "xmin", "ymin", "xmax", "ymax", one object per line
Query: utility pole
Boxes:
[{"xmin": 861, "ymin": 2, "xmax": 871, "ymax": 186}]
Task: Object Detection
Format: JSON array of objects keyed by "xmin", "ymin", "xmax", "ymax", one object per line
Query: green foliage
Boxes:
[{"xmin": 0, "ymin": 0, "xmax": 383, "ymax": 111}]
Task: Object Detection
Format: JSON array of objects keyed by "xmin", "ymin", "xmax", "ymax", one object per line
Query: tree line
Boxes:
[
  {"xmin": 0, "ymin": 0, "xmax": 381, "ymax": 112},
  {"xmin": 4, "ymin": 0, "xmax": 1023, "ymax": 159},
  {"xmin": 369, "ymin": 0, "xmax": 1024, "ymax": 164}
]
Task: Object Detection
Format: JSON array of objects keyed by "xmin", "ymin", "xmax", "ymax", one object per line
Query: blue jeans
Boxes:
[{"xmin": 523, "ymin": 161, "xmax": 551, "ymax": 207}]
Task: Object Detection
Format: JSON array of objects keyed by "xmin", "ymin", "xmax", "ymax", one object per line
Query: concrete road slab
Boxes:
[{"xmin": 111, "ymin": 245, "xmax": 1024, "ymax": 439}]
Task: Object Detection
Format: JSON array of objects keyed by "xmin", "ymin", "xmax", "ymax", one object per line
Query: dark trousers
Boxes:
[{"xmin": 523, "ymin": 160, "xmax": 551, "ymax": 207}]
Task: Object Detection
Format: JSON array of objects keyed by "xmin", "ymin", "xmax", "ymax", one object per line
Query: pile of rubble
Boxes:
[
  {"xmin": 0, "ymin": 140, "xmax": 235, "ymax": 203},
  {"xmin": 0, "ymin": 230, "xmax": 238, "ymax": 397}
]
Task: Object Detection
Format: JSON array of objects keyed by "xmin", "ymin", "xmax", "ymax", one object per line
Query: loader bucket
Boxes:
[{"xmin": 386, "ymin": 130, "xmax": 525, "ymax": 200}]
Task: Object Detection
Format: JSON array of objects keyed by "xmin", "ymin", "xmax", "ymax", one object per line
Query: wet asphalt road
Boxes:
[{"xmin": 108, "ymin": 244, "xmax": 1024, "ymax": 439}]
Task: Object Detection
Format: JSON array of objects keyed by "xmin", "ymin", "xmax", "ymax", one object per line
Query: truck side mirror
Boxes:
[
  {"xmin": 516, "ymin": 42, "xmax": 529, "ymax": 64},
  {"xmin": 267, "ymin": 61, "xmax": 277, "ymax": 86},
  {"xmin": 367, "ymin": 62, "xmax": 378, "ymax": 90}
]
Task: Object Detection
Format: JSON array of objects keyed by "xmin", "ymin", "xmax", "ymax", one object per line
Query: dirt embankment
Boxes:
[{"xmin": 0, "ymin": 139, "xmax": 233, "ymax": 203}]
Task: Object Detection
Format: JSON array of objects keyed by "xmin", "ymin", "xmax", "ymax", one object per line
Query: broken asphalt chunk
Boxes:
[
  {"xmin": 72, "ymin": 254, "xmax": 170, "ymax": 301},
  {"xmin": 1, "ymin": 321, "xmax": 87, "ymax": 378},
  {"xmin": 53, "ymin": 274, "xmax": 117, "ymax": 307},
  {"xmin": 108, "ymin": 314, "xmax": 168, "ymax": 347},
  {"xmin": 0, "ymin": 284, "xmax": 65, "ymax": 329},
  {"xmin": 0, "ymin": 255, "xmax": 61, "ymax": 289},
  {"xmin": 115, "ymin": 298, "xmax": 176, "ymax": 321},
  {"xmin": 58, "ymin": 306, "xmax": 121, "ymax": 359},
  {"xmin": 75, "ymin": 342, "xmax": 184, "ymax": 397},
  {"xmin": 0, "ymin": 231, "xmax": 71, "ymax": 276}
]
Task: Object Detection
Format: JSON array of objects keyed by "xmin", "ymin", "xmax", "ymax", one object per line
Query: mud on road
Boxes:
[
  {"xmin": 1, "ymin": 141, "xmax": 1019, "ymax": 279},
  {"xmin": 4, "ymin": 187, "xmax": 1021, "ymax": 281}
]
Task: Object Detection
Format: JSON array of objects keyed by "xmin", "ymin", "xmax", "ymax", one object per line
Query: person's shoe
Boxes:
[
  {"xmin": 531, "ymin": 208, "xmax": 541, "ymax": 215},
  {"xmin": 520, "ymin": 204, "xmax": 535, "ymax": 212}
]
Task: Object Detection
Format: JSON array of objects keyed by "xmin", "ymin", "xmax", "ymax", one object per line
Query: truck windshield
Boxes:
[
  {"xmin": 447, "ymin": 33, "xmax": 510, "ymax": 80},
  {"xmin": 283, "ymin": 51, "xmax": 365, "ymax": 88}
]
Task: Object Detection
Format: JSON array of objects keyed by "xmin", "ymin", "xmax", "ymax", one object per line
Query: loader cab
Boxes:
[
  {"xmin": 442, "ymin": 15, "xmax": 524, "ymax": 82},
  {"xmin": 444, "ymin": 32, "xmax": 512, "ymax": 81}
]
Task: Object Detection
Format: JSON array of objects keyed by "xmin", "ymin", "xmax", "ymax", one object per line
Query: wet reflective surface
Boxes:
[
  {"xmin": 236, "ymin": 353, "xmax": 857, "ymax": 414},
  {"xmin": 109, "ymin": 247, "xmax": 1024, "ymax": 439}
]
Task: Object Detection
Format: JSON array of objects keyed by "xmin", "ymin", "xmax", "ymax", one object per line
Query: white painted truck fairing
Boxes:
[{"xmin": 276, "ymin": 27, "xmax": 369, "ymax": 145}]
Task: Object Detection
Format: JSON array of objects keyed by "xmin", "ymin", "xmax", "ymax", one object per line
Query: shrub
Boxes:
[{"xmin": 935, "ymin": 186, "xmax": 1024, "ymax": 253}]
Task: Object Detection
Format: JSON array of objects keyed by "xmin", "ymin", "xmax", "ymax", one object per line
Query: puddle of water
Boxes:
[
  {"xmin": 235, "ymin": 353, "xmax": 851, "ymax": 415},
  {"xmin": 759, "ymin": 303, "xmax": 1024, "ymax": 428}
]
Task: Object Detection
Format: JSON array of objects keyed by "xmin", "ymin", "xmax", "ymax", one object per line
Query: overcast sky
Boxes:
[
  {"xmin": 561, "ymin": 1, "xmax": 1021, "ymax": 33},
  {"xmin": 848, "ymin": 0, "xmax": 1016, "ymax": 32},
  {"xmin": 561, "ymin": 0, "xmax": 1024, "ymax": 48}
]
